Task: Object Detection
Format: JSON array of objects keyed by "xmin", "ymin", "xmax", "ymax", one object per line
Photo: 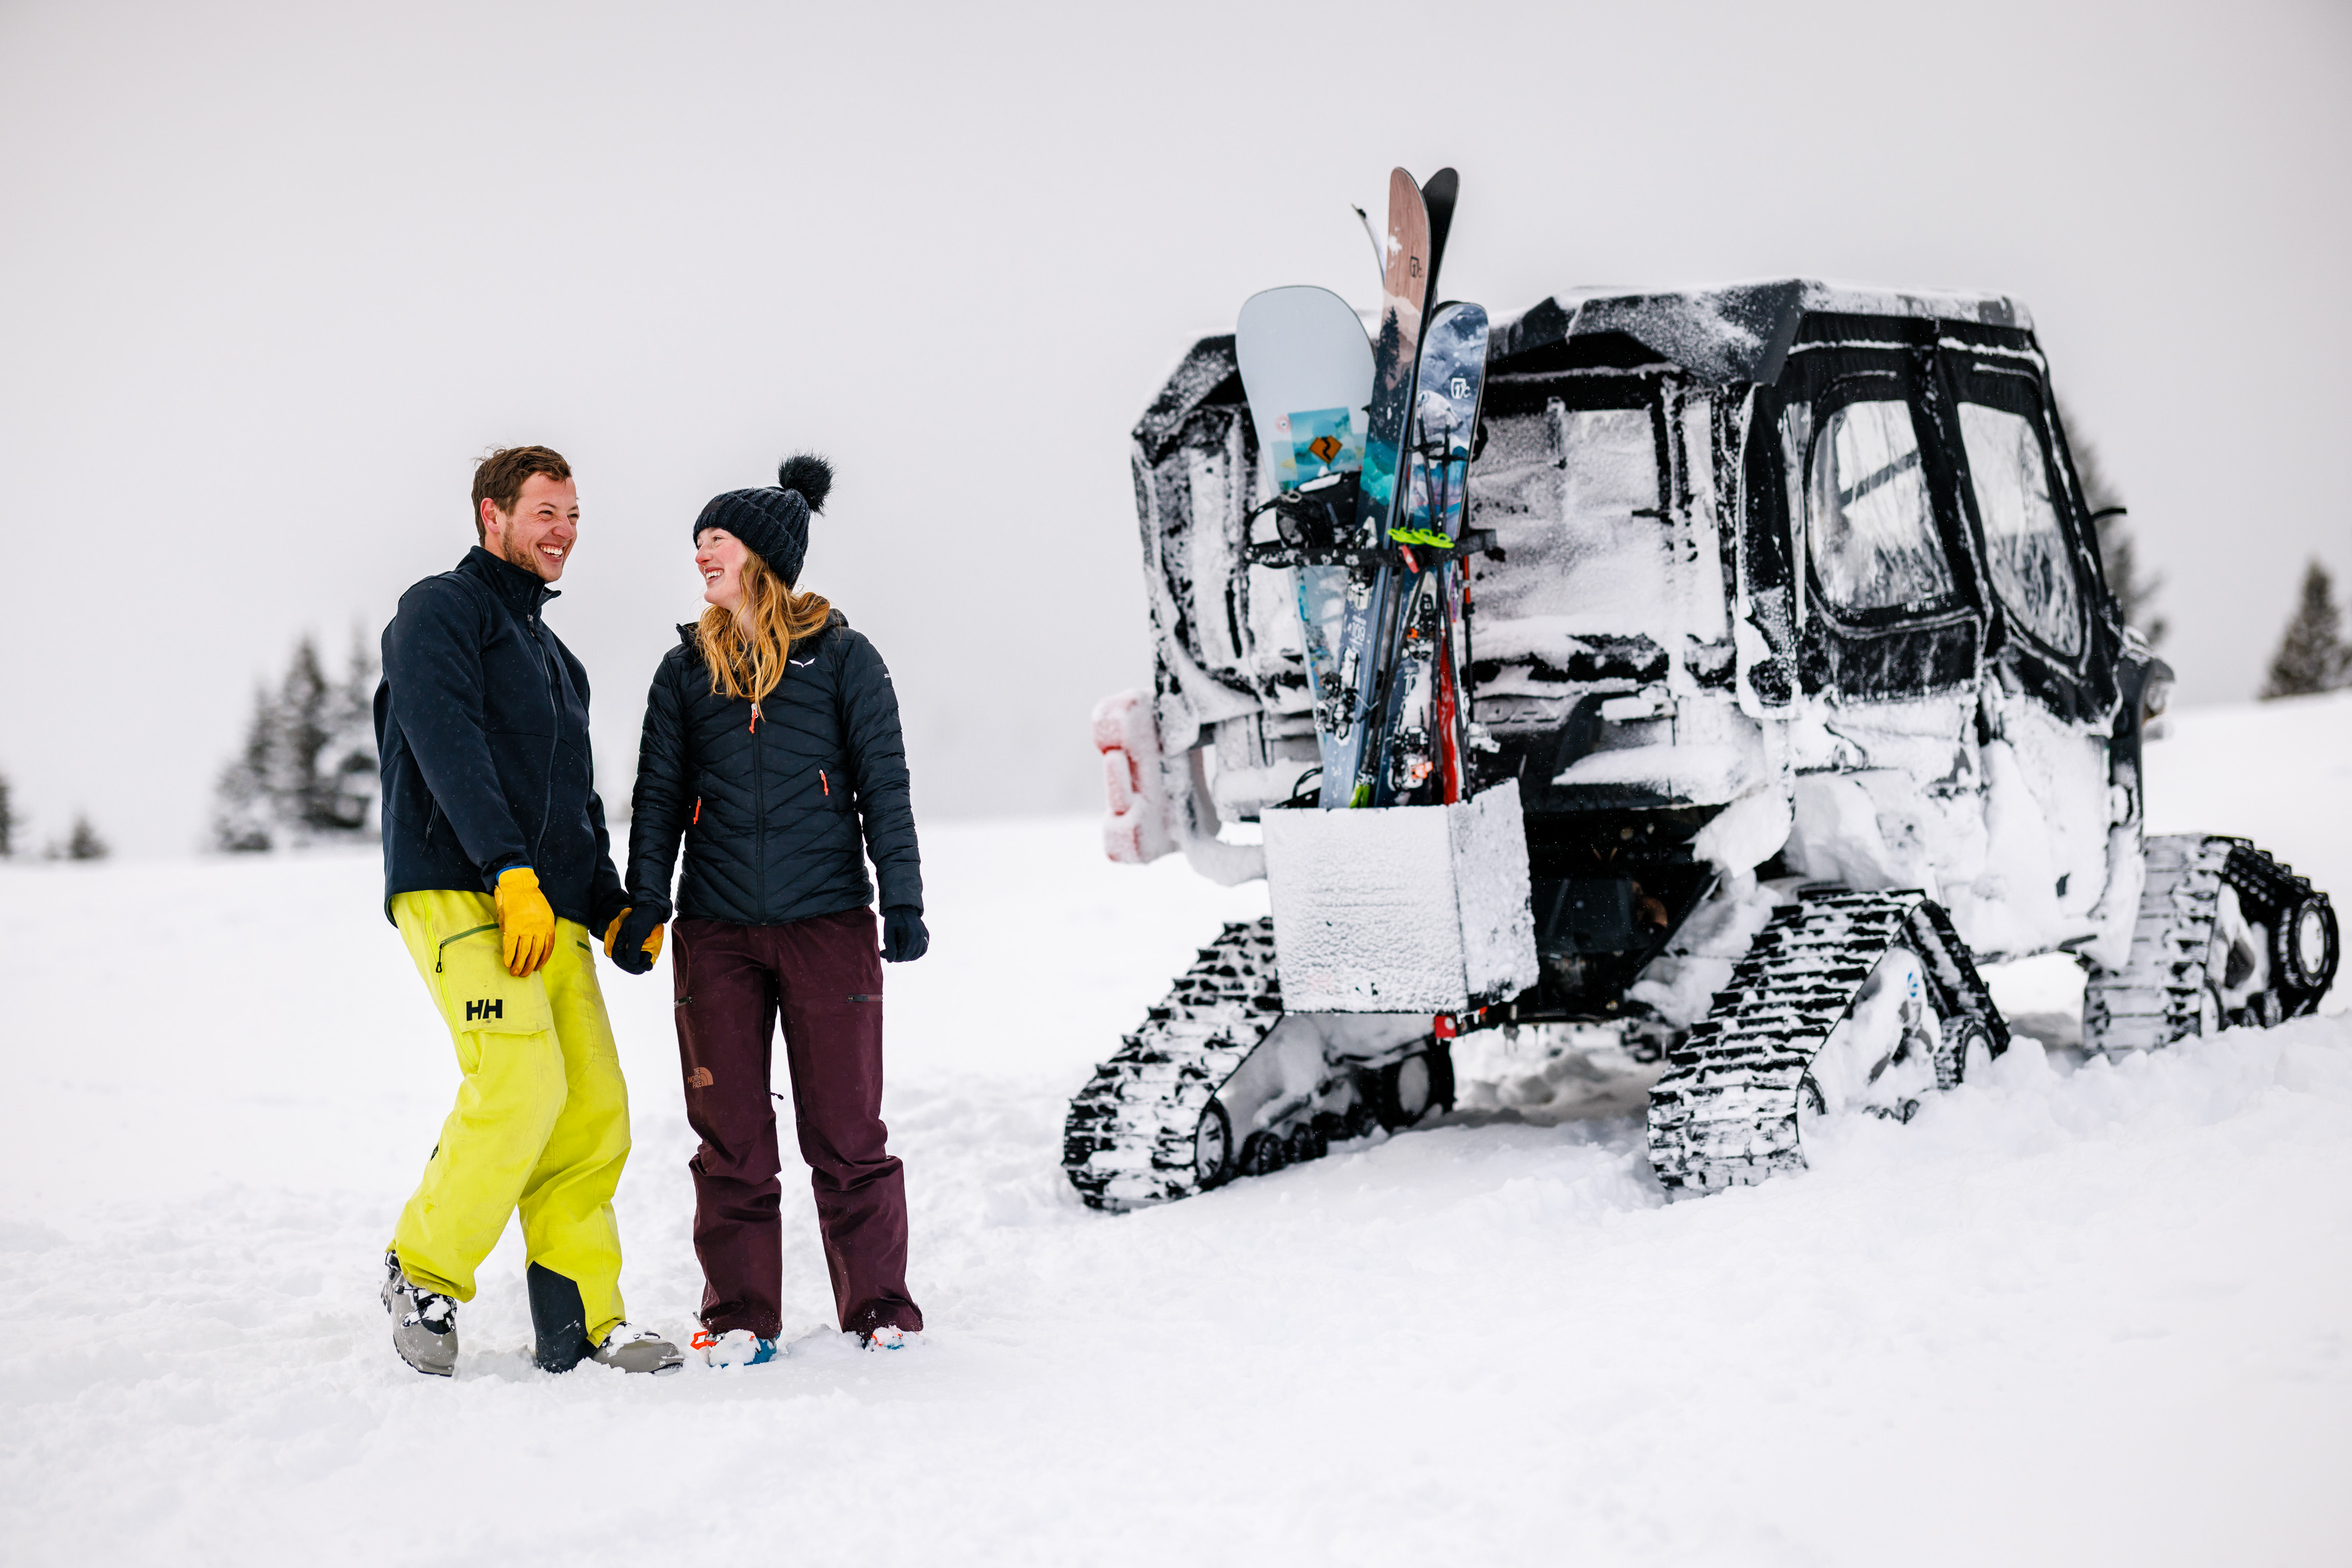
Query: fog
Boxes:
[{"xmin": 3, "ymin": 0, "xmax": 2347, "ymax": 857}]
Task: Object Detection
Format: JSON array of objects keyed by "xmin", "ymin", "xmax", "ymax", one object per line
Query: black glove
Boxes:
[
  {"xmin": 881, "ymin": 906, "xmax": 929, "ymax": 963},
  {"xmin": 603, "ymin": 904, "xmax": 667, "ymax": 976}
]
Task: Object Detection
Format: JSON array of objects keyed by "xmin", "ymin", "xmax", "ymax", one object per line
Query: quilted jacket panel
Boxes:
[{"xmin": 624, "ymin": 613, "xmax": 921, "ymax": 926}]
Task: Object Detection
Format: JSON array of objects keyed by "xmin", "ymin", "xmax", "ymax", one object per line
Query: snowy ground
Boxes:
[{"xmin": 6, "ymin": 697, "xmax": 2352, "ymax": 1565}]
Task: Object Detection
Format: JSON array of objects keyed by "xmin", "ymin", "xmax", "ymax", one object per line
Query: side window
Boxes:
[
  {"xmin": 1958, "ymin": 403, "xmax": 2082, "ymax": 655},
  {"xmin": 1806, "ymin": 398, "xmax": 1953, "ymax": 613}
]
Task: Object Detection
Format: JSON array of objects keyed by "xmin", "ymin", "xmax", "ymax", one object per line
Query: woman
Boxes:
[{"xmin": 614, "ymin": 453, "xmax": 928, "ymax": 1366}]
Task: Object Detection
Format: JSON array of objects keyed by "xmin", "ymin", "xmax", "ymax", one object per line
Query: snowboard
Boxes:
[
  {"xmin": 1234, "ymin": 286, "xmax": 1372, "ymax": 491},
  {"xmin": 1366, "ymin": 302, "xmax": 1489, "ymax": 806},
  {"xmin": 1325, "ymin": 167, "xmax": 1440, "ymax": 807},
  {"xmin": 1233, "ymin": 286, "xmax": 1375, "ymax": 792}
]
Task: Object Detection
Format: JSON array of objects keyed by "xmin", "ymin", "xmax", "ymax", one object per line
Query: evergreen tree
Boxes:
[
  {"xmin": 2058, "ymin": 398, "xmax": 2165, "ymax": 646},
  {"xmin": 272, "ymin": 635, "xmax": 335, "ymax": 830},
  {"xmin": 321, "ymin": 623, "xmax": 381, "ymax": 834},
  {"xmin": 207, "ymin": 626, "xmax": 380, "ymax": 852},
  {"xmin": 63, "ymin": 814, "xmax": 108, "ymax": 861},
  {"xmin": 212, "ymin": 684, "xmax": 278, "ymax": 852},
  {"xmin": 0, "ymin": 769, "xmax": 14, "ymax": 858},
  {"xmin": 2261, "ymin": 558, "xmax": 2350, "ymax": 699}
]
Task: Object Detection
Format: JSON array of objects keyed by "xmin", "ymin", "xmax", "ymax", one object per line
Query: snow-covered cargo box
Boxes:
[{"xmin": 1262, "ymin": 779, "xmax": 1538, "ymax": 1013}]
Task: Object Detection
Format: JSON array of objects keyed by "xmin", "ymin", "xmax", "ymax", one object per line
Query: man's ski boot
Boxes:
[
  {"xmin": 589, "ymin": 1322, "xmax": 685, "ymax": 1375},
  {"xmin": 691, "ymin": 1327, "xmax": 781, "ymax": 1368},
  {"xmin": 861, "ymin": 1325, "xmax": 915, "ymax": 1352},
  {"xmin": 380, "ymin": 1250, "xmax": 458, "ymax": 1378}
]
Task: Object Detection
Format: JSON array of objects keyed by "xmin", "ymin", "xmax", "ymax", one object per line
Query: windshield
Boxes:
[
  {"xmin": 1806, "ymin": 398, "xmax": 1953, "ymax": 613},
  {"xmin": 1959, "ymin": 402, "xmax": 2083, "ymax": 654}
]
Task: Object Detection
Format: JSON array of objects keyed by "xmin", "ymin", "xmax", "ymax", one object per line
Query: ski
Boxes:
[
  {"xmin": 1368, "ymin": 301, "xmax": 1489, "ymax": 805},
  {"xmin": 1420, "ymin": 167, "xmax": 1460, "ymax": 312},
  {"xmin": 1326, "ymin": 167, "xmax": 1440, "ymax": 807}
]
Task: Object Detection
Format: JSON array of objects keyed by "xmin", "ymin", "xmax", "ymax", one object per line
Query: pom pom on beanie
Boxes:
[{"xmin": 776, "ymin": 453, "xmax": 831, "ymax": 515}]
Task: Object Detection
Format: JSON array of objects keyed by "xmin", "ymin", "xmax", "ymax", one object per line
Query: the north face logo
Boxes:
[
  {"xmin": 687, "ymin": 1068, "xmax": 714, "ymax": 1089},
  {"xmin": 466, "ymin": 999, "xmax": 503, "ymax": 1022}
]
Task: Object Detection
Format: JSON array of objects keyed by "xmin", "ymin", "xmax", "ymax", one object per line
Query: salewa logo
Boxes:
[{"xmin": 466, "ymin": 999, "xmax": 503, "ymax": 1022}]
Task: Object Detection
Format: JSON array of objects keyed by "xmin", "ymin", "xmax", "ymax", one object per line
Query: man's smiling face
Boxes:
[{"xmin": 482, "ymin": 472, "xmax": 580, "ymax": 582}]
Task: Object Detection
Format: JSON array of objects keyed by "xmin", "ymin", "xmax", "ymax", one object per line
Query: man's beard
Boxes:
[{"xmin": 501, "ymin": 535, "xmax": 555, "ymax": 580}]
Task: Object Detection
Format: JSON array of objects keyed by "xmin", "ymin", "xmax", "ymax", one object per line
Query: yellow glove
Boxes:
[
  {"xmin": 494, "ymin": 866, "xmax": 556, "ymax": 977},
  {"xmin": 603, "ymin": 907, "xmax": 665, "ymax": 975}
]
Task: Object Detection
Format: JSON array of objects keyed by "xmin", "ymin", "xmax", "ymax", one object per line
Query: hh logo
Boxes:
[{"xmin": 466, "ymin": 999, "xmax": 503, "ymax": 1022}]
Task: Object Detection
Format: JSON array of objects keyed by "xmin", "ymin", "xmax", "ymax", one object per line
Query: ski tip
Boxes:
[{"xmin": 1421, "ymin": 168, "xmax": 1459, "ymax": 203}]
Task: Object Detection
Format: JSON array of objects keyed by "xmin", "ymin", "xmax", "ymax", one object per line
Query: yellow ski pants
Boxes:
[{"xmin": 388, "ymin": 888, "xmax": 632, "ymax": 1343}]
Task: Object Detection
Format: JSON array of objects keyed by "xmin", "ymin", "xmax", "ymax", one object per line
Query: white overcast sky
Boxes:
[{"xmin": 3, "ymin": 0, "xmax": 2347, "ymax": 857}]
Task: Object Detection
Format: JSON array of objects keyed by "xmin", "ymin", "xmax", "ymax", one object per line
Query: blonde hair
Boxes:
[{"xmin": 698, "ymin": 550, "xmax": 833, "ymax": 708}]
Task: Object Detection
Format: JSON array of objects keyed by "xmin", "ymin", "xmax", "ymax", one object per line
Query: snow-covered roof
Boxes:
[
  {"xmin": 1137, "ymin": 279, "xmax": 2038, "ymax": 455},
  {"xmin": 1493, "ymin": 279, "xmax": 2033, "ymax": 386}
]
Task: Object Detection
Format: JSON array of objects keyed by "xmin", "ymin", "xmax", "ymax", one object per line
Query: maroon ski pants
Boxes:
[{"xmin": 671, "ymin": 908, "xmax": 921, "ymax": 1340}]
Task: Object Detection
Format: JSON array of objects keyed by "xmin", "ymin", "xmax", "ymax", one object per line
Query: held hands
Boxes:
[
  {"xmin": 603, "ymin": 906, "xmax": 667, "ymax": 975},
  {"xmin": 882, "ymin": 906, "xmax": 929, "ymax": 964},
  {"xmin": 494, "ymin": 867, "xmax": 556, "ymax": 977}
]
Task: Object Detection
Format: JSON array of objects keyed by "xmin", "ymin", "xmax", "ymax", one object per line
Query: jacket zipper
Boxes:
[
  {"xmin": 753, "ymin": 696, "xmax": 767, "ymax": 914},
  {"xmin": 528, "ymin": 609, "xmax": 559, "ymax": 868}
]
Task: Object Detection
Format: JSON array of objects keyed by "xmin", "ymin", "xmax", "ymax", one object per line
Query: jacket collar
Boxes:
[{"xmin": 460, "ymin": 545, "xmax": 560, "ymax": 613}]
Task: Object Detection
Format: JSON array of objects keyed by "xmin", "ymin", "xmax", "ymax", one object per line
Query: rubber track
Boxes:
[
  {"xmin": 1644, "ymin": 890, "xmax": 2002, "ymax": 1196},
  {"xmin": 1062, "ymin": 919, "xmax": 1284, "ymax": 1211},
  {"xmin": 2083, "ymin": 834, "xmax": 2334, "ymax": 1051}
]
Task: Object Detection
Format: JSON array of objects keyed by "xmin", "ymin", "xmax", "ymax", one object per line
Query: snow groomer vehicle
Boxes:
[{"xmin": 1064, "ymin": 168, "xmax": 2339, "ymax": 1209}]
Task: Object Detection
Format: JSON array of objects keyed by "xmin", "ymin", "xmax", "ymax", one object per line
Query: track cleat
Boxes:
[
  {"xmin": 380, "ymin": 1250, "xmax": 458, "ymax": 1378},
  {"xmin": 691, "ymin": 1327, "xmax": 780, "ymax": 1368},
  {"xmin": 589, "ymin": 1323, "xmax": 685, "ymax": 1375}
]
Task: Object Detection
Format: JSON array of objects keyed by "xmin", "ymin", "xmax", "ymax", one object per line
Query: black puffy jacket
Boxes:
[
  {"xmin": 375, "ymin": 547, "xmax": 629, "ymax": 930},
  {"xmin": 625, "ymin": 612, "xmax": 921, "ymax": 927}
]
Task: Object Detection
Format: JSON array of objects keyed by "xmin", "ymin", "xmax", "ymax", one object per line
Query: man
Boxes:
[{"xmin": 373, "ymin": 444, "xmax": 677, "ymax": 1377}]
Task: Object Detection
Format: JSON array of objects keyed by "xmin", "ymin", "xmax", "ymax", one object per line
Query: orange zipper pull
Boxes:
[
  {"xmin": 821, "ymin": 769, "xmax": 829, "ymax": 797},
  {"xmin": 692, "ymin": 797, "xmax": 701, "ymax": 824}
]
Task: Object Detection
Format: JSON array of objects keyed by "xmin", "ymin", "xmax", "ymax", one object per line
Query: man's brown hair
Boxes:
[{"xmin": 472, "ymin": 445, "xmax": 573, "ymax": 542}]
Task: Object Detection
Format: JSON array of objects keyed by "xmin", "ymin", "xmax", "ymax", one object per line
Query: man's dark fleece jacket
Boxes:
[
  {"xmin": 374, "ymin": 546, "xmax": 628, "ymax": 930},
  {"xmin": 624, "ymin": 611, "xmax": 920, "ymax": 928}
]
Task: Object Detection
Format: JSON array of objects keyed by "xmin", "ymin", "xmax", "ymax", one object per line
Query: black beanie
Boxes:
[{"xmin": 694, "ymin": 454, "xmax": 834, "ymax": 586}]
